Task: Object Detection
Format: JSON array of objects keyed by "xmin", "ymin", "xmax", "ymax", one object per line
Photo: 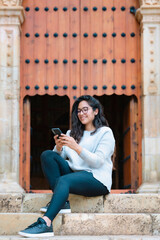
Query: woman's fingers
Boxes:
[
  {"xmin": 54, "ymin": 135, "xmax": 64, "ymax": 149},
  {"xmin": 55, "ymin": 134, "xmax": 77, "ymax": 149},
  {"xmin": 60, "ymin": 134, "xmax": 66, "ymax": 137}
]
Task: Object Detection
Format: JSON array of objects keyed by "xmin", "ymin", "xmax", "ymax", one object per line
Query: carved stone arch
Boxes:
[
  {"xmin": 0, "ymin": 0, "xmax": 23, "ymax": 6},
  {"xmin": 139, "ymin": 0, "xmax": 160, "ymax": 6}
]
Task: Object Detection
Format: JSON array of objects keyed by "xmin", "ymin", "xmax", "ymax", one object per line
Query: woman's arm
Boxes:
[
  {"xmin": 79, "ymin": 130, "xmax": 115, "ymax": 168},
  {"xmin": 59, "ymin": 129, "xmax": 115, "ymax": 169}
]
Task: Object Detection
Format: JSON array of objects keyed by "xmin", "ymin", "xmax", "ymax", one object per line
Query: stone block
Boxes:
[
  {"xmin": 137, "ymin": 183, "xmax": 160, "ymax": 194},
  {"xmin": 69, "ymin": 194, "xmax": 103, "ymax": 213},
  {"xmin": 0, "ymin": 212, "xmax": 153, "ymax": 236},
  {"xmin": 22, "ymin": 194, "xmax": 103, "ymax": 213},
  {"xmin": 61, "ymin": 213, "xmax": 152, "ymax": 235},
  {"xmin": 0, "ymin": 194, "xmax": 22, "ymax": 213},
  {"xmin": 0, "ymin": 237, "xmax": 10, "ymax": 240},
  {"xmin": 0, "ymin": 213, "xmax": 41, "ymax": 235},
  {"xmin": 0, "ymin": 178, "xmax": 24, "ymax": 195},
  {"xmin": 144, "ymin": 138, "xmax": 160, "ymax": 155},
  {"xmin": 22, "ymin": 193, "xmax": 52, "ymax": 213},
  {"xmin": 142, "ymin": 155, "xmax": 159, "ymax": 183},
  {"xmin": 152, "ymin": 214, "xmax": 160, "ymax": 235},
  {"xmin": 104, "ymin": 194, "xmax": 160, "ymax": 213},
  {"xmin": 143, "ymin": 95, "xmax": 160, "ymax": 137},
  {"xmin": 0, "ymin": 213, "xmax": 62, "ymax": 235},
  {"xmin": 0, "ymin": 236, "xmax": 10, "ymax": 240},
  {"xmin": 53, "ymin": 214, "xmax": 63, "ymax": 235}
]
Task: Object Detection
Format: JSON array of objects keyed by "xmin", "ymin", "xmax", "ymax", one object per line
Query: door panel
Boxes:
[
  {"xmin": 21, "ymin": 0, "xmax": 140, "ymax": 98},
  {"xmin": 123, "ymin": 97, "xmax": 138, "ymax": 189},
  {"xmin": 22, "ymin": 97, "xmax": 31, "ymax": 191}
]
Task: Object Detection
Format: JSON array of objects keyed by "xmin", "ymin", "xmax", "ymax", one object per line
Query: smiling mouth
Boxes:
[{"xmin": 80, "ymin": 117, "xmax": 86, "ymax": 121}]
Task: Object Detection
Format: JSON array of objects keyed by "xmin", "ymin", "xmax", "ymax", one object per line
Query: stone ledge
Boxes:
[
  {"xmin": 1, "ymin": 193, "xmax": 160, "ymax": 214},
  {"xmin": 22, "ymin": 194, "xmax": 104, "ymax": 213},
  {"xmin": 0, "ymin": 6, "xmax": 25, "ymax": 27},
  {"xmin": 61, "ymin": 213, "xmax": 152, "ymax": 235},
  {"xmin": 0, "ymin": 235, "xmax": 160, "ymax": 240},
  {"xmin": 0, "ymin": 213, "xmax": 157, "ymax": 236},
  {"xmin": 0, "ymin": 193, "xmax": 22, "ymax": 213},
  {"xmin": 104, "ymin": 194, "xmax": 160, "ymax": 213},
  {"xmin": 22, "ymin": 193, "xmax": 160, "ymax": 214},
  {"xmin": 0, "ymin": 213, "xmax": 61, "ymax": 235},
  {"xmin": 0, "ymin": 183, "xmax": 24, "ymax": 194},
  {"xmin": 69, "ymin": 194, "xmax": 104, "ymax": 213},
  {"xmin": 22, "ymin": 193, "xmax": 51, "ymax": 213},
  {"xmin": 137, "ymin": 183, "xmax": 160, "ymax": 194}
]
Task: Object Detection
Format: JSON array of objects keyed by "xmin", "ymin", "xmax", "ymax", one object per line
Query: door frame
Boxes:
[{"xmin": 19, "ymin": 95, "xmax": 142, "ymax": 193}]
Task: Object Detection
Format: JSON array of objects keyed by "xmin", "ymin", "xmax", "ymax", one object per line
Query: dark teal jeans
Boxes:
[{"xmin": 41, "ymin": 150, "xmax": 109, "ymax": 221}]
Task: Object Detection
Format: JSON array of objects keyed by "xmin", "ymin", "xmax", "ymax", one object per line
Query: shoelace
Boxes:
[
  {"xmin": 46, "ymin": 201, "xmax": 51, "ymax": 207},
  {"xmin": 26, "ymin": 218, "xmax": 43, "ymax": 229},
  {"xmin": 45, "ymin": 200, "xmax": 69, "ymax": 208}
]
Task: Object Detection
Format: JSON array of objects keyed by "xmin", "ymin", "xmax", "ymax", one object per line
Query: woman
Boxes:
[{"xmin": 19, "ymin": 95, "xmax": 115, "ymax": 238}]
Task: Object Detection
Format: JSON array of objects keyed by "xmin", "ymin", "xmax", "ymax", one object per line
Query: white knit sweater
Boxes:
[{"xmin": 53, "ymin": 126, "xmax": 115, "ymax": 192}]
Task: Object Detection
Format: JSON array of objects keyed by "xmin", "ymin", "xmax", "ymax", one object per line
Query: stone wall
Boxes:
[
  {"xmin": 136, "ymin": 0, "xmax": 160, "ymax": 192},
  {"xmin": 0, "ymin": 0, "xmax": 24, "ymax": 192}
]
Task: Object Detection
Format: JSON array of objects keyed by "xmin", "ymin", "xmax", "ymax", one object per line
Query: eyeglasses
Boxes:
[{"xmin": 77, "ymin": 107, "xmax": 90, "ymax": 115}]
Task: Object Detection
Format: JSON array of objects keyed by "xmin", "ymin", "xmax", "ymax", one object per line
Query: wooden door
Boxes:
[
  {"xmin": 20, "ymin": 0, "xmax": 141, "ymax": 191},
  {"xmin": 123, "ymin": 97, "xmax": 138, "ymax": 189}
]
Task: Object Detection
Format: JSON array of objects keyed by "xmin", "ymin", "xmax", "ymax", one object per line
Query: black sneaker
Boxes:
[
  {"xmin": 18, "ymin": 217, "xmax": 54, "ymax": 238},
  {"xmin": 40, "ymin": 200, "xmax": 71, "ymax": 214}
]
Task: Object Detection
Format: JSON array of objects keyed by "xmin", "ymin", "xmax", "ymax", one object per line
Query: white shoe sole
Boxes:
[
  {"xmin": 59, "ymin": 208, "xmax": 71, "ymax": 214},
  {"xmin": 40, "ymin": 207, "xmax": 71, "ymax": 214},
  {"xmin": 18, "ymin": 231, "xmax": 54, "ymax": 238}
]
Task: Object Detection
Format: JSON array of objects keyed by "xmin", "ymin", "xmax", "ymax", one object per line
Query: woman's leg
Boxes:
[
  {"xmin": 40, "ymin": 150, "xmax": 73, "ymax": 191},
  {"xmin": 45, "ymin": 171, "xmax": 109, "ymax": 221}
]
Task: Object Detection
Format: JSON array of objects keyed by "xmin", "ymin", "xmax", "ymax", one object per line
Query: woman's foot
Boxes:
[
  {"xmin": 18, "ymin": 217, "xmax": 54, "ymax": 238},
  {"xmin": 40, "ymin": 200, "xmax": 71, "ymax": 214}
]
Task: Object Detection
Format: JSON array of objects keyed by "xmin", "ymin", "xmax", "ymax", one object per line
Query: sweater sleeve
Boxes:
[
  {"xmin": 79, "ymin": 129, "xmax": 115, "ymax": 168},
  {"xmin": 53, "ymin": 145, "xmax": 67, "ymax": 159}
]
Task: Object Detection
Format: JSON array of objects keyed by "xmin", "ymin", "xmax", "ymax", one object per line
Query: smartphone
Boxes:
[{"xmin": 51, "ymin": 128, "xmax": 62, "ymax": 138}]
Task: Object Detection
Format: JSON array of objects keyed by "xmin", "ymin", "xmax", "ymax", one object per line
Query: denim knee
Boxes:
[
  {"xmin": 56, "ymin": 175, "xmax": 69, "ymax": 187},
  {"xmin": 41, "ymin": 150, "xmax": 59, "ymax": 161},
  {"xmin": 41, "ymin": 149, "xmax": 51, "ymax": 160}
]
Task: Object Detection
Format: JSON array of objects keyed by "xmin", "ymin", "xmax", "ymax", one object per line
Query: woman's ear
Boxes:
[{"xmin": 94, "ymin": 108, "xmax": 98, "ymax": 115}]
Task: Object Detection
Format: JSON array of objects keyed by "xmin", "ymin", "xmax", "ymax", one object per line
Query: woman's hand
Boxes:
[
  {"xmin": 54, "ymin": 135, "xmax": 63, "ymax": 152},
  {"xmin": 59, "ymin": 134, "xmax": 82, "ymax": 155}
]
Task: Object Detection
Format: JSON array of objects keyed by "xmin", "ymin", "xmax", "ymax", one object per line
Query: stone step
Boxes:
[
  {"xmin": 0, "ymin": 213, "xmax": 160, "ymax": 236},
  {"xmin": 0, "ymin": 193, "xmax": 160, "ymax": 214},
  {"xmin": 0, "ymin": 236, "xmax": 160, "ymax": 240}
]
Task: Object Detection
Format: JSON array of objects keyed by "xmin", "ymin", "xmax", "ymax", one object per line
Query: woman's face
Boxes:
[{"xmin": 77, "ymin": 100, "xmax": 98, "ymax": 130}]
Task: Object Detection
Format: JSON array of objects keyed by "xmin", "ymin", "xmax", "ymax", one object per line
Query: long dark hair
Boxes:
[{"xmin": 70, "ymin": 95, "xmax": 109, "ymax": 143}]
